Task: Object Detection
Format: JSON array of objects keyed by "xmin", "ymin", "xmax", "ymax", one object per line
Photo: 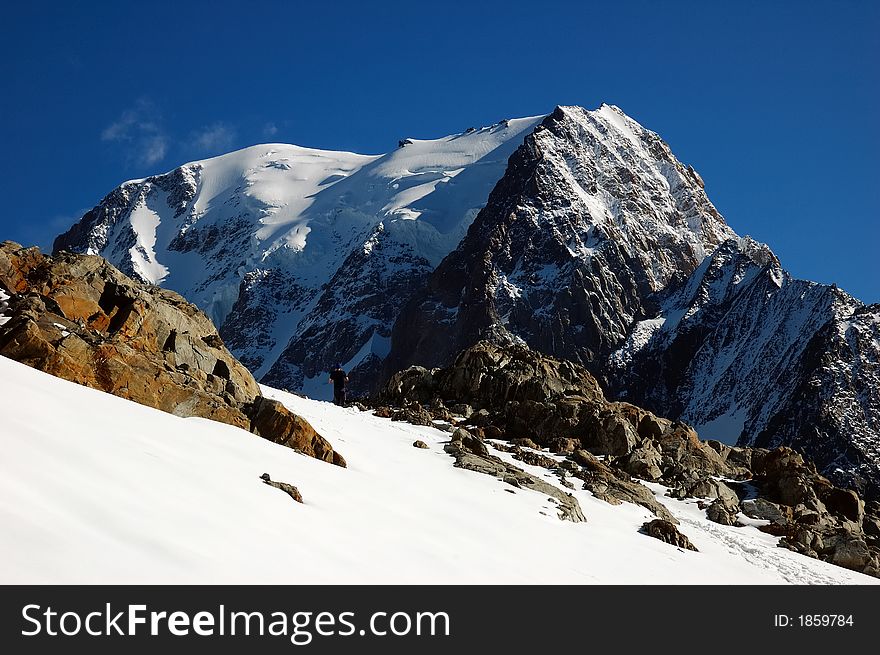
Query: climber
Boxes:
[{"xmin": 328, "ymin": 362, "xmax": 349, "ymax": 406}]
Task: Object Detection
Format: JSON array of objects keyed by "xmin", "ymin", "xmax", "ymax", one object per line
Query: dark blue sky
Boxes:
[{"xmin": 2, "ymin": 0, "xmax": 877, "ymax": 301}]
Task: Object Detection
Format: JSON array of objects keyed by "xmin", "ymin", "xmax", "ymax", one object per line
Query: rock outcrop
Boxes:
[
  {"xmin": 642, "ymin": 520, "xmax": 698, "ymax": 551},
  {"xmin": 382, "ymin": 341, "xmax": 735, "ymax": 482},
  {"xmin": 379, "ymin": 340, "xmax": 880, "ymax": 576},
  {"xmin": 0, "ymin": 242, "xmax": 344, "ymax": 466},
  {"xmin": 444, "ymin": 427, "xmax": 586, "ymax": 523},
  {"xmin": 260, "ymin": 473, "xmax": 304, "ymax": 503}
]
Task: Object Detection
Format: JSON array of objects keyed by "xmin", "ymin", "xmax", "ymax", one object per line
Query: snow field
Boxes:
[{"xmin": 0, "ymin": 355, "xmax": 874, "ymax": 584}]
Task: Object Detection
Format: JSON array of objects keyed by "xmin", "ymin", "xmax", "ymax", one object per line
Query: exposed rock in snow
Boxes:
[
  {"xmin": 378, "ymin": 340, "xmax": 880, "ymax": 576},
  {"xmin": 642, "ymin": 519, "xmax": 698, "ymax": 551},
  {"xmin": 3, "ymin": 353, "xmax": 876, "ymax": 584}
]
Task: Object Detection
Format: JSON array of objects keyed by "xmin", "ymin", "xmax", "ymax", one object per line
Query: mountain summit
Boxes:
[{"xmin": 386, "ymin": 104, "xmax": 736, "ymax": 371}]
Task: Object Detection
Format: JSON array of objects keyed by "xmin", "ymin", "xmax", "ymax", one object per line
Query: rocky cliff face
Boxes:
[
  {"xmin": 385, "ymin": 105, "xmax": 734, "ymax": 373},
  {"xmin": 0, "ymin": 241, "xmax": 345, "ymax": 466},
  {"xmin": 385, "ymin": 106, "xmax": 879, "ymax": 498},
  {"xmin": 379, "ymin": 341, "xmax": 880, "ymax": 577},
  {"xmin": 607, "ymin": 237, "xmax": 880, "ymax": 496},
  {"xmin": 260, "ymin": 223, "xmax": 431, "ymax": 394}
]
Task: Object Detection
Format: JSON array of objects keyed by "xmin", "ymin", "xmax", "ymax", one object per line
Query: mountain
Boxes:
[
  {"xmin": 55, "ymin": 103, "xmax": 879, "ymax": 497},
  {"xmin": 386, "ymin": 105, "xmax": 880, "ymax": 497},
  {"xmin": 2, "ymin": 353, "xmax": 875, "ymax": 584},
  {"xmin": 54, "ymin": 117, "xmax": 543, "ymax": 397}
]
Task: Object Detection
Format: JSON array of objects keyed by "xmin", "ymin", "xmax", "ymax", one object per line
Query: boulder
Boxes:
[
  {"xmin": 511, "ymin": 437, "xmax": 541, "ymax": 450},
  {"xmin": 751, "ymin": 447, "xmax": 822, "ymax": 508},
  {"xmin": 547, "ymin": 437, "xmax": 580, "ymax": 454},
  {"xmin": 449, "ymin": 427, "xmax": 489, "ymax": 457},
  {"xmin": 706, "ymin": 497, "xmax": 741, "ymax": 527},
  {"xmin": 673, "ymin": 478, "xmax": 740, "ymax": 505},
  {"xmin": 413, "ymin": 440, "xmax": 429, "ymax": 449},
  {"xmin": 641, "ymin": 519, "xmax": 698, "ymax": 551},
  {"xmin": 571, "ymin": 449, "xmax": 601, "ymax": 469},
  {"xmin": 391, "ymin": 402, "xmax": 434, "ymax": 426},
  {"xmin": 572, "ymin": 459, "xmax": 677, "ymax": 524},
  {"xmin": 617, "ymin": 442, "xmax": 663, "ymax": 481},
  {"xmin": 469, "ymin": 408, "xmax": 492, "ymax": 426},
  {"xmin": 449, "ymin": 403, "xmax": 473, "ymax": 418},
  {"xmin": 589, "ymin": 412, "xmax": 639, "ymax": 457},
  {"xmin": 741, "ymin": 498, "xmax": 793, "ymax": 527},
  {"xmin": 512, "ymin": 448, "xmax": 559, "ymax": 469},
  {"xmin": 434, "ymin": 341, "xmax": 605, "ymax": 406},
  {"xmin": 820, "ymin": 487, "xmax": 864, "ymax": 524},
  {"xmin": 831, "ymin": 538, "xmax": 873, "ymax": 571},
  {"xmin": 381, "ymin": 366, "xmax": 438, "ymax": 405}
]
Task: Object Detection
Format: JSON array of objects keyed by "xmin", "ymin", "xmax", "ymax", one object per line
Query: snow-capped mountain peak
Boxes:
[{"xmin": 54, "ymin": 114, "xmax": 544, "ymax": 387}]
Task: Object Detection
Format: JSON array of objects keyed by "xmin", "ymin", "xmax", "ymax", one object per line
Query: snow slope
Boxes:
[{"xmin": 0, "ymin": 355, "xmax": 873, "ymax": 584}]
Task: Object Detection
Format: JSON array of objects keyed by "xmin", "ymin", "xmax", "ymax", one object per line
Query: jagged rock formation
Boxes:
[
  {"xmin": 379, "ymin": 341, "xmax": 880, "ymax": 576},
  {"xmin": 0, "ymin": 241, "xmax": 344, "ymax": 466},
  {"xmin": 385, "ymin": 106, "xmax": 879, "ymax": 498},
  {"xmin": 385, "ymin": 104, "xmax": 735, "ymax": 374},
  {"xmin": 608, "ymin": 237, "xmax": 880, "ymax": 497}
]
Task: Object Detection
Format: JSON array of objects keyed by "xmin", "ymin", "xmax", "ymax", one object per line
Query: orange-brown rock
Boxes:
[
  {"xmin": 251, "ymin": 397, "xmax": 346, "ymax": 467},
  {"xmin": 0, "ymin": 241, "xmax": 344, "ymax": 467}
]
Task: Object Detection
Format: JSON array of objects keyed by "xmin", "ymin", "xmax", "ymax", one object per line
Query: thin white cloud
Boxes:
[
  {"xmin": 263, "ymin": 122, "xmax": 278, "ymax": 138},
  {"xmin": 100, "ymin": 99, "xmax": 169, "ymax": 168},
  {"xmin": 100, "ymin": 110, "xmax": 138, "ymax": 142},
  {"xmin": 191, "ymin": 122, "xmax": 236, "ymax": 154},
  {"xmin": 140, "ymin": 135, "xmax": 169, "ymax": 166}
]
